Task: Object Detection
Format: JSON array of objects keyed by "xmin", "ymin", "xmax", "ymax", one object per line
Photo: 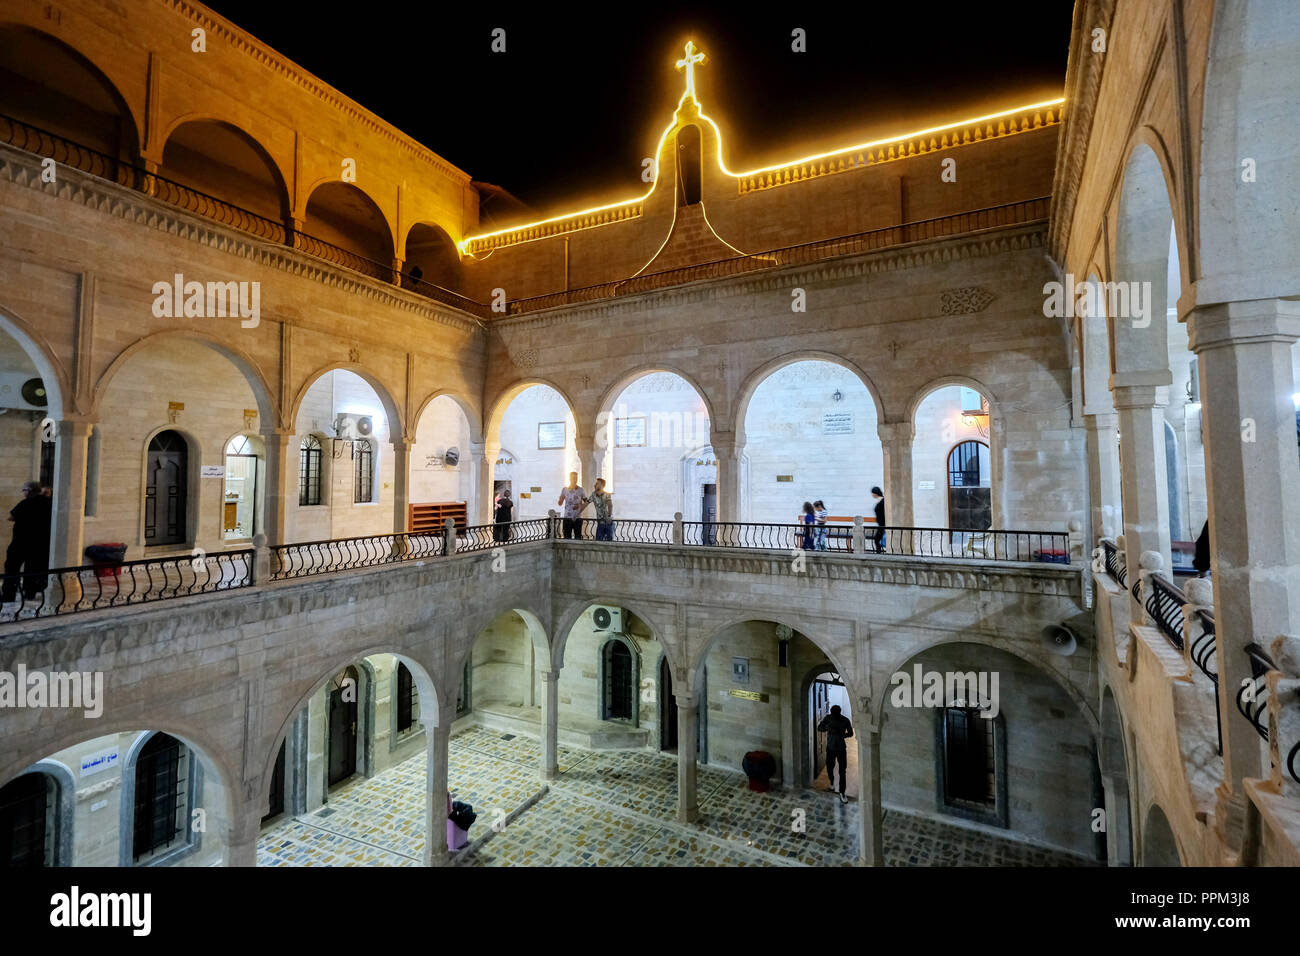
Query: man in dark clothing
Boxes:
[
  {"xmin": 871, "ymin": 486, "xmax": 886, "ymax": 552},
  {"xmin": 817, "ymin": 704, "xmax": 855, "ymax": 801},
  {"xmin": 2, "ymin": 481, "xmax": 52, "ymax": 603},
  {"xmin": 493, "ymin": 490, "xmax": 514, "ymax": 542},
  {"xmin": 1193, "ymin": 520, "xmax": 1210, "ymax": 577}
]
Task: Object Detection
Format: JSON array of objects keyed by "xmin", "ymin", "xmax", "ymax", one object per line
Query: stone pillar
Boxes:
[
  {"xmin": 540, "ymin": 669, "xmax": 559, "ymax": 781},
  {"xmin": 391, "ymin": 439, "xmax": 412, "ymax": 535},
  {"xmin": 778, "ymin": 656, "xmax": 794, "ymax": 789},
  {"xmin": 224, "ymin": 808, "xmax": 261, "ymax": 867},
  {"xmin": 50, "ymin": 419, "xmax": 94, "ymax": 569},
  {"xmin": 1188, "ymin": 298, "xmax": 1300, "ymax": 845},
  {"xmin": 1084, "ymin": 411, "xmax": 1122, "ymax": 543},
  {"xmin": 1111, "ymin": 379, "xmax": 1172, "ymax": 616},
  {"xmin": 260, "ymin": 431, "xmax": 292, "ymax": 546},
  {"xmin": 575, "ymin": 434, "xmax": 599, "ymax": 489},
  {"xmin": 470, "ymin": 441, "xmax": 498, "ymax": 524},
  {"xmin": 1100, "ymin": 772, "xmax": 1132, "ymax": 867},
  {"xmin": 425, "ymin": 717, "xmax": 452, "ymax": 866},
  {"xmin": 676, "ymin": 695, "xmax": 699, "ymax": 823},
  {"xmin": 857, "ymin": 721, "xmax": 884, "ymax": 866},
  {"xmin": 710, "ymin": 433, "xmax": 743, "ymax": 523},
  {"xmin": 877, "ymin": 422, "xmax": 914, "ymax": 529}
]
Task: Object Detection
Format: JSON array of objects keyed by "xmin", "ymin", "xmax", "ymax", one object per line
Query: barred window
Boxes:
[
  {"xmin": 396, "ymin": 662, "xmax": 416, "ymax": 733},
  {"xmin": 299, "ymin": 435, "xmax": 322, "ymax": 506},
  {"xmin": 133, "ymin": 733, "xmax": 188, "ymax": 861},
  {"xmin": 353, "ymin": 439, "xmax": 373, "ymax": 504}
]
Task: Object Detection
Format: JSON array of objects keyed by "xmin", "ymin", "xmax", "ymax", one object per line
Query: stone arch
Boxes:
[
  {"xmin": 1099, "ymin": 685, "xmax": 1135, "ymax": 866},
  {"xmin": 412, "ymin": 388, "xmax": 483, "ymax": 445},
  {"xmin": 402, "ymin": 222, "xmax": 463, "ymax": 293},
  {"xmin": 871, "ymin": 634, "xmax": 1097, "ymax": 735},
  {"xmin": 157, "ymin": 115, "xmax": 292, "ymax": 225},
  {"xmin": 551, "ymin": 596, "xmax": 673, "ymax": 673},
  {"xmin": 595, "ymin": 364, "xmax": 719, "ymax": 436},
  {"xmin": 0, "ymin": 303, "xmax": 69, "ymax": 418},
  {"xmin": 289, "ymin": 362, "xmax": 404, "ymax": 442},
  {"xmin": 733, "ymin": 350, "xmax": 886, "ymax": 442},
  {"xmin": 455, "ymin": 605, "xmax": 551, "ymax": 683},
  {"xmin": 904, "ymin": 374, "xmax": 1002, "ymax": 428},
  {"xmin": 690, "ymin": 613, "xmax": 857, "ymax": 701},
  {"xmin": 92, "ymin": 329, "xmax": 276, "ymax": 425},
  {"xmin": 302, "ymin": 179, "xmax": 396, "ymax": 269},
  {"xmin": 485, "ymin": 377, "xmax": 581, "ymax": 444},
  {"xmin": 1142, "ymin": 803, "xmax": 1183, "ymax": 866}
]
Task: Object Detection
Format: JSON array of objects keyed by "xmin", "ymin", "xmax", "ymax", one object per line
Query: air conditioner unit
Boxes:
[
  {"xmin": 334, "ymin": 413, "xmax": 375, "ymax": 439},
  {"xmin": 592, "ymin": 606, "xmax": 624, "ymax": 633},
  {"xmin": 0, "ymin": 374, "xmax": 47, "ymax": 411}
]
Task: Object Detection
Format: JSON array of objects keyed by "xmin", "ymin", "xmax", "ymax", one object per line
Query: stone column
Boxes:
[
  {"xmin": 390, "ymin": 439, "xmax": 412, "ymax": 535},
  {"xmin": 857, "ymin": 720, "xmax": 884, "ymax": 866},
  {"xmin": 575, "ymin": 434, "xmax": 599, "ymax": 490},
  {"xmin": 1084, "ymin": 411, "xmax": 1122, "ymax": 543},
  {"xmin": 260, "ymin": 431, "xmax": 292, "ymax": 546},
  {"xmin": 877, "ymin": 421, "xmax": 914, "ymax": 529},
  {"xmin": 224, "ymin": 807, "xmax": 261, "ymax": 867},
  {"xmin": 540, "ymin": 669, "xmax": 559, "ymax": 781},
  {"xmin": 676, "ymin": 695, "xmax": 699, "ymax": 823},
  {"xmin": 1111, "ymin": 378, "xmax": 1172, "ymax": 616},
  {"xmin": 778, "ymin": 654, "xmax": 794, "ymax": 789},
  {"xmin": 710, "ymin": 433, "xmax": 743, "ymax": 523},
  {"xmin": 425, "ymin": 716, "xmax": 452, "ymax": 866},
  {"xmin": 469, "ymin": 441, "xmax": 498, "ymax": 524},
  {"xmin": 1188, "ymin": 298, "xmax": 1300, "ymax": 845},
  {"xmin": 50, "ymin": 419, "xmax": 94, "ymax": 569}
]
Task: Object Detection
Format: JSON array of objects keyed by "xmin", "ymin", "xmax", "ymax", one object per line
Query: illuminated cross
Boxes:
[{"xmin": 676, "ymin": 41, "xmax": 706, "ymax": 101}]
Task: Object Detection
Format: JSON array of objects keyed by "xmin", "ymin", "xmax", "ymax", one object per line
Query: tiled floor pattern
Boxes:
[{"xmin": 258, "ymin": 727, "xmax": 1096, "ymax": 867}]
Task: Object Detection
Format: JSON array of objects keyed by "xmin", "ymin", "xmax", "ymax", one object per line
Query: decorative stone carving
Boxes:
[{"xmin": 939, "ymin": 286, "xmax": 996, "ymax": 315}]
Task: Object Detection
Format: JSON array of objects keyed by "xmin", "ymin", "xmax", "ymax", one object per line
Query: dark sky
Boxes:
[{"xmin": 203, "ymin": 2, "xmax": 1076, "ymax": 217}]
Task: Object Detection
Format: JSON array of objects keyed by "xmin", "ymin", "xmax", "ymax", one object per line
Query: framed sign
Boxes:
[
  {"xmin": 822, "ymin": 411, "xmax": 853, "ymax": 435},
  {"xmin": 614, "ymin": 416, "xmax": 647, "ymax": 447},
  {"xmin": 200, "ymin": 465, "xmax": 226, "ymax": 478},
  {"xmin": 537, "ymin": 421, "xmax": 566, "ymax": 449}
]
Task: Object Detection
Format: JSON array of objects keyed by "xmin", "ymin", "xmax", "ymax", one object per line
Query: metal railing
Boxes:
[
  {"xmin": 0, "ymin": 550, "xmax": 253, "ymax": 623},
  {"xmin": 1101, "ymin": 538, "xmax": 1121, "ymax": 582},
  {"xmin": 883, "ymin": 527, "xmax": 1069, "ymax": 563},
  {"xmin": 1145, "ymin": 574, "xmax": 1187, "ymax": 651},
  {"xmin": 1237, "ymin": 643, "xmax": 1300, "ymax": 785},
  {"xmin": 272, "ymin": 533, "xmax": 444, "ymax": 579}
]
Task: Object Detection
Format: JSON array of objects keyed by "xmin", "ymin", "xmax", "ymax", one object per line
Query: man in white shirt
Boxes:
[{"xmin": 556, "ymin": 472, "xmax": 588, "ymax": 539}]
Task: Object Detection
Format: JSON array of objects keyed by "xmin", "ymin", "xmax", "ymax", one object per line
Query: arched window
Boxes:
[
  {"xmin": 353, "ymin": 439, "xmax": 374, "ymax": 504},
  {"xmin": 133, "ymin": 733, "xmax": 189, "ymax": 862},
  {"xmin": 224, "ymin": 435, "xmax": 259, "ymax": 539},
  {"xmin": 947, "ymin": 440, "xmax": 986, "ymax": 487},
  {"xmin": 145, "ymin": 430, "xmax": 188, "ymax": 546},
  {"xmin": 946, "ymin": 440, "xmax": 991, "ymax": 532},
  {"xmin": 299, "ymin": 435, "xmax": 322, "ymax": 506},
  {"xmin": 602, "ymin": 640, "xmax": 635, "ymax": 721},
  {"xmin": 395, "ymin": 662, "xmax": 417, "ymax": 734},
  {"xmin": 0, "ymin": 772, "xmax": 56, "ymax": 866},
  {"xmin": 677, "ymin": 125, "xmax": 702, "ymax": 206},
  {"xmin": 936, "ymin": 706, "xmax": 1006, "ymax": 828}
]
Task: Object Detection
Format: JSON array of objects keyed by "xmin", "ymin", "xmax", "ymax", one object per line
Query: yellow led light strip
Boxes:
[{"xmin": 460, "ymin": 42, "xmax": 1064, "ymax": 255}]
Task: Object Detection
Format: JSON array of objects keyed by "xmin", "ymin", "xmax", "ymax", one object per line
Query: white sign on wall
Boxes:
[
  {"xmin": 822, "ymin": 411, "xmax": 853, "ymax": 435},
  {"xmin": 917, "ymin": 480, "xmax": 936, "ymax": 490},
  {"xmin": 200, "ymin": 465, "xmax": 226, "ymax": 478},
  {"xmin": 614, "ymin": 416, "xmax": 647, "ymax": 447},
  {"xmin": 537, "ymin": 421, "xmax": 566, "ymax": 449},
  {"xmin": 80, "ymin": 747, "xmax": 119, "ymax": 777}
]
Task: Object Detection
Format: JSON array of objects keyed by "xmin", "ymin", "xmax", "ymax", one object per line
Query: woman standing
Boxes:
[
  {"xmin": 801, "ymin": 501, "xmax": 816, "ymax": 551},
  {"xmin": 814, "ymin": 500, "xmax": 829, "ymax": 551}
]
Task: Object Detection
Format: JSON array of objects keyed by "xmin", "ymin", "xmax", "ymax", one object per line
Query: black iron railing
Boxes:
[
  {"xmin": 1238, "ymin": 643, "xmax": 1300, "ymax": 785},
  {"xmin": 1145, "ymin": 574, "xmax": 1187, "ymax": 651},
  {"xmin": 882, "ymin": 527, "xmax": 1069, "ymax": 563},
  {"xmin": 0, "ymin": 550, "xmax": 253, "ymax": 622},
  {"xmin": 1194, "ymin": 609, "xmax": 1223, "ymax": 756},
  {"xmin": 1101, "ymin": 538, "xmax": 1120, "ymax": 582},
  {"xmin": 272, "ymin": 533, "xmax": 444, "ymax": 579}
]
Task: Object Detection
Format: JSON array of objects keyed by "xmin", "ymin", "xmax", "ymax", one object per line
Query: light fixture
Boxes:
[{"xmin": 832, "ymin": 389, "xmax": 843, "ymax": 402}]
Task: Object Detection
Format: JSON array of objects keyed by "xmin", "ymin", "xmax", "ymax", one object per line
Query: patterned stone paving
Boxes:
[{"xmin": 257, "ymin": 727, "xmax": 1097, "ymax": 867}]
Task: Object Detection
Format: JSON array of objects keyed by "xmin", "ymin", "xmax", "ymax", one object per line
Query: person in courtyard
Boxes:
[
  {"xmin": 814, "ymin": 500, "xmax": 829, "ymax": 551},
  {"xmin": 801, "ymin": 501, "xmax": 816, "ymax": 550},
  {"xmin": 818, "ymin": 704, "xmax": 854, "ymax": 802},
  {"xmin": 557, "ymin": 472, "xmax": 587, "ymax": 539},
  {"xmin": 2, "ymin": 480, "xmax": 51, "ymax": 604},
  {"xmin": 871, "ymin": 486, "xmax": 886, "ymax": 552},
  {"xmin": 587, "ymin": 478, "xmax": 614, "ymax": 541},
  {"xmin": 493, "ymin": 489, "xmax": 514, "ymax": 542}
]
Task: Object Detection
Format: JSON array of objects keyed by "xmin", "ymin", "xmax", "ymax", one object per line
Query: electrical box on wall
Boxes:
[{"xmin": 732, "ymin": 657, "xmax": 749, "ymax": 683}]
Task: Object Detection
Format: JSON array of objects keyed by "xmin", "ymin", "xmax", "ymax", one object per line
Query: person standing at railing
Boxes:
[
  {"xmin": 814, "ymin": 500, "xmax": 829, "ymax": 551},
  {"xmin": 557, "ymin": 472, "xmax": 588, "ymax": 539},
  {"xmin": 801, "ymin": 502, "xmax": 816, "ymax": 550},
  {"xmin": 871, "ymin": 486, "xmax": 886, "ymax": 552},
  {"xmin": 493, "ymin": 490, "xmax": 514, "ymax": 543},
  {"xmin": 588, "ymin": 478, "xmax": 614, "ymax": 541},
  {"xmin": 1, "ymin": 481, "xmax": 51, "ymax": 605}
]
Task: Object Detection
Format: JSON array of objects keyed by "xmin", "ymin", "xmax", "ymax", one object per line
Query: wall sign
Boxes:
[
  {"xmin": 614, "ymin": 416, "xmax": 647, "ymax": 447},
  {"xmin": 200, "ymin": 465, "xmax": 226, "ymax": 478},
  {"xmin": 776, "ymin": 475, "xmax": 794, "ymax": 482},
  {"xmin": 537, "ymin": 421, "xmax": 566, "ymax": 449},
  {"xmin": 822, "ymin": 411, "xmax": 853, "ymax": 435},
  {"xmin": 80, "ymin": 747, "xmax": 119, "ymax": 777},
  {"xmin": 917, "ymin": 480, "xmax": 936, "ymax": 490},
  {"xmin": 729, "ymin": 689, "xmax": 769, "ymax": 703}
]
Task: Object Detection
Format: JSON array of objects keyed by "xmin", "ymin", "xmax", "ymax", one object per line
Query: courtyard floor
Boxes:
[{"xmin": 257, "ymin": 726, "xmax": 1095, "ymax": 867}]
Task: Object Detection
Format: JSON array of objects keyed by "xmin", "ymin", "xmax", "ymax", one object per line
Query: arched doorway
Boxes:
[
  {"xmin": 327, "ymin": 666, "xmax": 360, "ymax": 787},
  {"xmin": 0, "ymin": 771, "xmax": 55, "ymax": 866},
  {"xmin": 946, "ymin": 439, "xmax": 992, "ymax": 530},
  {"xmin": 659, "ymin": 655, "xmax": 678, "ymax": 751},
  {"xmin": 601, "ymin": 638, "xmax": 636, "ymax": 722},
  {"xmin": 808, "ymin": 669, "xmax": 856, "ymax": 797},
  {"xmin": 223, "ymin": 434, "xmax": 262, "ymax": 540},
  {"xmin": 144, "ymin": 430, "xmax": 188, "ymax": 546}
]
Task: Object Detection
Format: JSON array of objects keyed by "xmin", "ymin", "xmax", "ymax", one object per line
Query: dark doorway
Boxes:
[
  {"xmin": 677, "ymin": 124, "xmax": 702, "ymax": 205},
  {"xmin": 810, "ymin": 677, "xmax": 832, "ymax": 781},
  {"xmin": 493, "ymin": 479, "xmax": 512, "ymax": 510},
  {"xmin": 659, "ymin": 656, "xmax": 678, "ymax": 750},
  {"xmin": 701, "ymin": 482, "xmax": 717, "ymax": 545},
  {"xmin": 0, "ymin": 773, "xmax": 52, "ymax": 867},
  {"xmin": 947, "ymin": 440, "xmax": 991, "ymax": 531},
  {"xmin": 328, "ymin": 667, "xmax": 359, "ymax": 787},
  {"xmin": 604, "ymin": 641, "xmax": 634, "ymax": 721},
  {"xmin": 145, "ymin": 430, "xmax": 188, "ymax": 545},
  {"xmin": 941, "ymin": 706, "xmax": 995, "ymax": 806},
  {"xmin": 263, "ymin": 739, "xmax": 286, "ymax": 822}
]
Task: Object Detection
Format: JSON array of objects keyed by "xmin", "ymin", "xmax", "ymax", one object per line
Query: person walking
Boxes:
[
  {"xmin": 871, "ymin": 486, "xmax": 886, "ymax": 552},
  {"xmin": 2, "ymin": 481, "xmax": 51, "ymax": 604},
  {"xmin": 814, "ymin": 500, "xmax": 829, "ymax": 551},
  {"xmin": 818, "ymin": 704, "xmax": 855, "ymax": 802},
  {"xmin": 800, "ymin": 501, "xmax": 816, "ymax": 550},
  {"xmin": 556, "ymin": 472, "xmax": 588, "ymax": 539},
  {"xmin": 493, "ymin": 489, "xmax": 514, "ymax": 543},
  {"xmin": 588, "ymin": 478, "xmax": 614, "ymax": 541}
]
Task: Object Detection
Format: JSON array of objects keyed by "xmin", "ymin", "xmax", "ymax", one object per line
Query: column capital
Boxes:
[
  {"xmin": 539, "ymin": 669, "xmax": 560, "ymax": 683},
  {"xmin": 1188, "ymin": 297, "xmax": 1300, "ymax": 354},
  {"xmin": 1110, "ymin": 382, "xmax": 1169, "ymax": 411},
  {"xmin": 708, "ymin": 432, "xmax": 742, "ymax": 457},
  {"xmin": 876, "ymin": 421, "xmax": 915, "ymax": 444},
  {"xmin": 1083, "ymin": 410, "xmax": 1119, "ymax": 428}
]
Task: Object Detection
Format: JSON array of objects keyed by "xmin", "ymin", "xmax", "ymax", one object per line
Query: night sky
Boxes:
[{"xmin": 203, "ymin": 2, "xmax": 1076, "ymax": 217}]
